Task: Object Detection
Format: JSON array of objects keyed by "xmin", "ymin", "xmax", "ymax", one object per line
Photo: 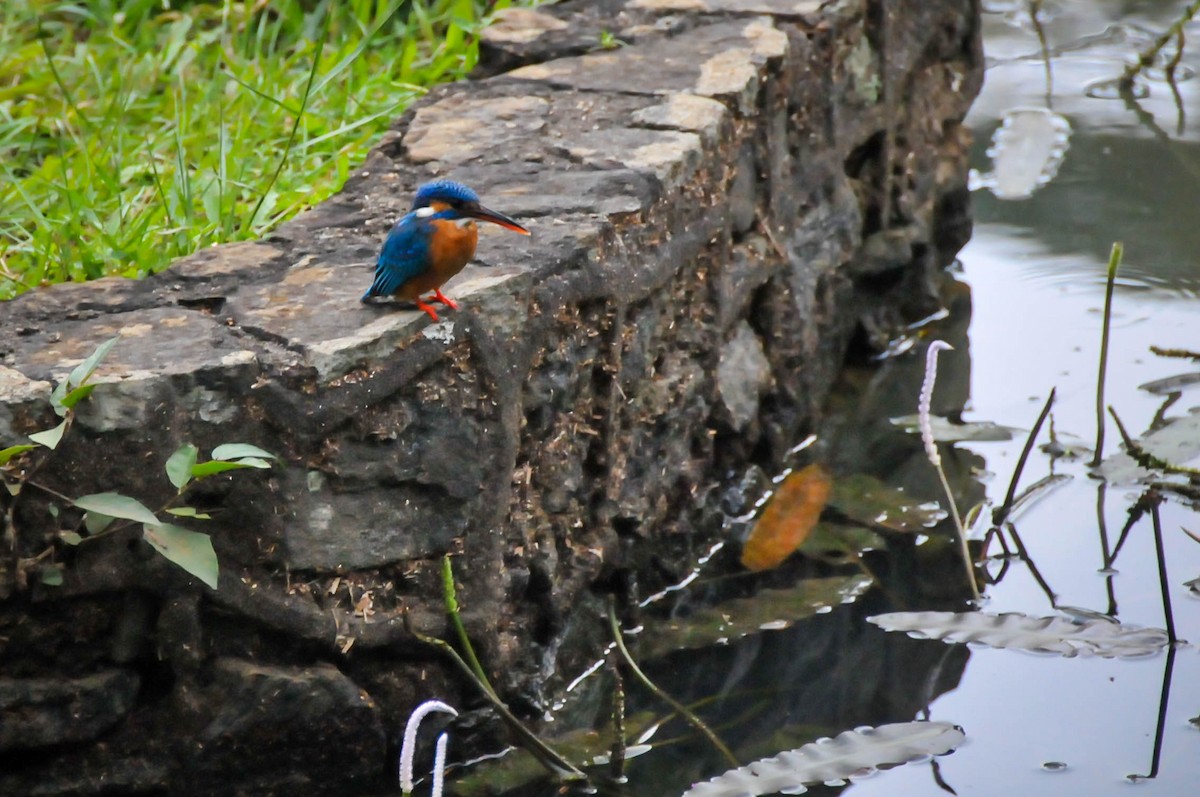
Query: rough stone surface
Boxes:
[
  {"xmin": 0, "ymin": 670, "xmax": 140, "ymax": 752},
  {"xmin": 0, "ymin": 0, "xmax": 983, "ymax": 792},
  {"xmin": 718, "ymin": 322, "xmax": 774, "ymax": 431}
]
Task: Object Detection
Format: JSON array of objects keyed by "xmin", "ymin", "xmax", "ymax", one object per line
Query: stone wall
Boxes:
[{"xmin": 0, "ymin": 0, "xmax": 982, "ymax": 792}]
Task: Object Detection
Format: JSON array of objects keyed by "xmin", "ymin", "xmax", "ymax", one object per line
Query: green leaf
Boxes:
[
  {"xmin": 59, "ymin": 383, "xmax": 96, "ymax": 410},
  {"xmin": 74, "ymin": 493, "xmax": 159, "ymax": 525},
  {"xmin": 60, "ymin": 531, "xmax": 83, "ymax": 545},
  {"xmin": 84, "ymin": 512, "xmax": 114, "ymax": 535},
  {"xmin": 211, "ymin": 443, "xmax": 276, "ymax": 462},
  {"xmin": 166, "ymin": 506, "xmax": 211, "ymax": 520},
  {"xmin": 50, "ymin": 380, "xmax": 69, "ymax": 417},
  {"xmin": 191, "ymin": 459, "xmax": 269, "ymax": 478},
  {"xmin": 166, "ymin": 444, "xmax": 198, "ymax": 490},
  {"xmin": 39, "ymin": 566, "xmax": 64, "ymax": 586},
  {"xmin": 0, "ymin": 444, "xmax": 37, "ymax": 466},
  {"xmin": 143, "ymin": 523, "xmax": 219, "ymax": 589},
  {"xmin": 29, "ymin": 421, "xmax": 68, "ymax": 450},
  {"xmin": 68, "ymin": 337, "xmax": 119, "ymax": 389}
]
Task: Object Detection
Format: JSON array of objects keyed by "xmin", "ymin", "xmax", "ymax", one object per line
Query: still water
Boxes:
[{"xmin": 440, "ymin": 3, "xmax": 1200, "ymax": 796}]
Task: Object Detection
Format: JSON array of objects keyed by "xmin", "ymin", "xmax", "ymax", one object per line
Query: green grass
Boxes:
[{"xmin": 0, "ymin": 0, "xmax": 529, "ymax": 300}]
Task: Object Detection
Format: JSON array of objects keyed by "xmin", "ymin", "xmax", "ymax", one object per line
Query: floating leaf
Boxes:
[
  {"xmin": 166, "ymin": 506, "xmax": 212, "ymax": 520},
  {"xmin": 638, "ymin": 575, "xmax": 874, "ymax": 660},
  {"xmin": 211, "ymin": 443, "xmax": 276, "ymax": 462},
  {"xmin": 1095, "ymin": 413, "xmax": 1200, "ymax": 484},
  {"xmin": 0, "ymin": 444, "xmax": 37, "ymax": 466},
  {"xmin": 741, "ymin": 465, "xmax": 832, "ymax": 571},
  {"xmin": 166, "ymin": 444, "xmax": 198, "ymax": 490},
  {"xmin": 800, "ymin": 522, "xmax": 885, "ymax": 564},
  {"xmin": 29, "ymin": 421, "xmax": 68, "ymax": 450},
  {"xmin": 143, "ymin": 523, "xmax": 219, "ymax": 589},
  {"xmin": 1139, "ymin": 372, "xmax": 1200, "ymax": 395},
  {"xmin": 828, "ymin": 474, "xmax": 945, "ymax": 532},
  {"xmin": 683, "ymin": 721, "xmax": 965, "ymax": 797},
  {"xmin": 74, "ymin": 493, "xmax": 159, "ymax": 526},
  {"xmin": 890, "ymin": 415, "xmax": 1017, "ymax": 442},
  {"xmin": 867, "ymin": 611, "xmax": 1169, "ymax": 658},
  {"xmin": 191, "ymin": 458, "xmax": 271, "ymax": 478}
]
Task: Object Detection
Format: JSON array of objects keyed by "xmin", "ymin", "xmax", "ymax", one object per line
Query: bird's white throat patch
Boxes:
[{"xmin": 414, "ymin": 206, "xmax": 436, "ymax": 218}]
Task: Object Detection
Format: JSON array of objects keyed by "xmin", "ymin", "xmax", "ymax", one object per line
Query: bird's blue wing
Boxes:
[{"xmin": 362, "ymin": 214, "xmax": 433, "ymax": 300}]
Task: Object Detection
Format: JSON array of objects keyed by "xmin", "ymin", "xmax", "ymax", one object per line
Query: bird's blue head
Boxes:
[
  {"xmin": 412, "ymin": 179, "xmax": 480, "ymax": 210},
  {"xmin": 408, "ymin": 179, "xmax": 531, "ymax": 236}
]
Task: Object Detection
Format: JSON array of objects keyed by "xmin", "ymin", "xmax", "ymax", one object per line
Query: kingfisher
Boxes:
[{"xmin": 361, "ymin": 179, "xmax": 531, "ymax": 321}]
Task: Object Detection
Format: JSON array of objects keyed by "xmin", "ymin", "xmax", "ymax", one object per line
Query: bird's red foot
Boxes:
[
  {"xmin": 415, "ymin": 299, "xmax": 441, "ymax": 322},
  {"xmin": 432, "ymin": 289, "xmax": 459, "ymax": 310}
]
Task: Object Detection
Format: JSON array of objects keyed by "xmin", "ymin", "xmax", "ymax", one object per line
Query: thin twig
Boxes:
[{"xmin": 607, "ymin": 600, "xmax": 738, "ymax": 767}]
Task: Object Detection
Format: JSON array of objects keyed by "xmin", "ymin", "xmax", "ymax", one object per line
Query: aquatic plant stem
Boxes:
[
  {"xmin": 919, "ymin": 341, "xmax": 980, "ymax": 601},
  {"xmin": 1089, "ymin": 242, "xmax": 1123, "ymax": 467},
  {"xmin": 404, "ymin": 617, "xmax": 586, "ymax": 781},
  {"xmin": 1126, "ymin": 631, "xmax": 1177, "ymax": 783},
  {"xmin": 1109, "ymin": 406, "xmax": 1200, "ymax": 477},
  {"xmin": 607, "ymin": 601, "xmax": 738, "ymax": 768},
  {"xmin": 993, "ymin": 388, "xmax": 1056, "ymax": 527},
  {"xmin": 1148, "ymin": 496, "xmax": 1178, "ymax": 644},
  {"xmin": 440, "ymin": 555, "xmax": 496, "ymax": 699},
  {"xmin": 1121, "ymin": 1, "xmax": 1199, "ymax": 87},
  {"xmin": 608, "ymin": 661, "xmax": 627, "ymax": 781}
]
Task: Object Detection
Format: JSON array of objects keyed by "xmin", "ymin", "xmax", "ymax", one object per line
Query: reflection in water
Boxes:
[{"xmin": 441, "ymin": 4, "xmax": 1200, "ymax": 796}]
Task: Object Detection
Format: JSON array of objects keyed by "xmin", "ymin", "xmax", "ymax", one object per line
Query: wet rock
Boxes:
[
  {"xmin": 0, "ymin": 670, "xmax": 140, "ymax": 752},
  {"xmin": 183, "ymin": 659, "xmax": 384, "ymax": 790},
  {"xmin": 0, "ymin": 0, "xmax": 983, "ymax": 790},
  {"xmin": 717, "ymin": 322, "xmax": 774, "ymax": 431}
]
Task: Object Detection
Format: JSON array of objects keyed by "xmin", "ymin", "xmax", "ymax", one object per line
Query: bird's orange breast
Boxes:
[{"xmin": 426, "ymin": 219, "xmax": 478, "ymax": 285}]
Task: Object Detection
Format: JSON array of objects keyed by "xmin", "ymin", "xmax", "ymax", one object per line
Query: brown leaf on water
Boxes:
[{"xmin": 741, "ymin": 464, "xmax": 832, "ymax": 572}]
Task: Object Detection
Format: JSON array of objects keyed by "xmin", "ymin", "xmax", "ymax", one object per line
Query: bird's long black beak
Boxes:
[{"xmin": 470, "ymin": 205, "xmax": 531, "ymax": 235}]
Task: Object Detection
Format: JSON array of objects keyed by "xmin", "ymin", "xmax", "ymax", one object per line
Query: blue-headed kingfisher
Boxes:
[{"xmin": 362, "ymin": 180, "xmax": 531, "ymax": 321}]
